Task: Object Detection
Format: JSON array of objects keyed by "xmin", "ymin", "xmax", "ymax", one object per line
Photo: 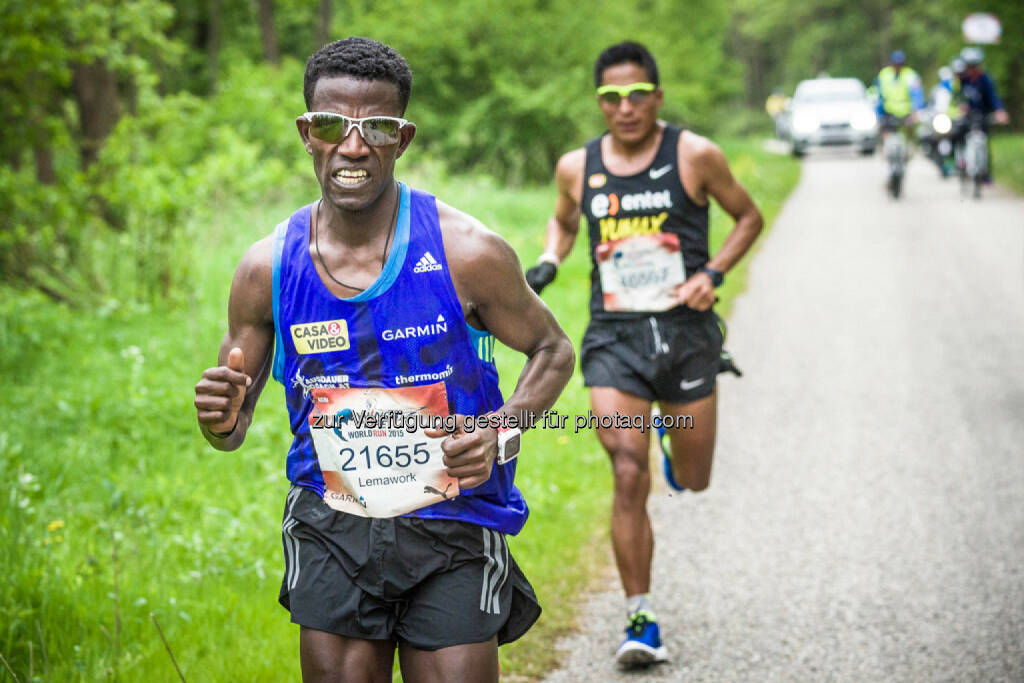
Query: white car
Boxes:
[{"xmin": 788, "ymin": 78, "xmax": 879, "ymax": 157}]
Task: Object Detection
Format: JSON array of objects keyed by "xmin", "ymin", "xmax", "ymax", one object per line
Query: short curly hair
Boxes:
[
  {"xmin": 304, "ymin": 37, "xmax": 413, "ymax": 113},
  {"xmin": 594, "ymin": 41, "xmax": 659, "ymax": 87}
]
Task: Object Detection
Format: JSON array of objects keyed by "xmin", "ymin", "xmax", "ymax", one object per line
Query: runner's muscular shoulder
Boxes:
[
  {"xmin": 678, "ymin": 130, "xmax": 757, "ymax": 219},
  {"xmin": 676, "ymin": 130, "xmax": 721, "ymax": 205},
  {"xmin": 436, "ymin": 200, "xmax": 558, "ymax": 354}
]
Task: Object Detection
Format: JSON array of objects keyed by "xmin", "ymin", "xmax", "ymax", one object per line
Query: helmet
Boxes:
[
  {"xmin": 938, "ymin": 66, "xmax": 953, "ymax": 81},
  {"xmin": 952, "ymin": 58, "xmax": 966, "ymax": 74},
  {"xmin": 961, "ymin": 46, "xmax": 984, "ymax": 66},
  {"xmin": 890, "ymin": 50, "xmax": 907, "ymax": 65}
]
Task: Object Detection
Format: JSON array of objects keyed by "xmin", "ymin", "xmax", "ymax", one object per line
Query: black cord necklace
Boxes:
[{"xmin": 314, "ymin": 182, "xmax": 399, "ymax": 293}]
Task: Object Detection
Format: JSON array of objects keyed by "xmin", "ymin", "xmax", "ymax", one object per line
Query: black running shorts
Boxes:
[
  {"xmin": 581, "ymin": 310, "xmax": 722, "ymax": 404},
  {"xmin": 278, "ymin": 487, "xmax": 541, "ymax": 650}
]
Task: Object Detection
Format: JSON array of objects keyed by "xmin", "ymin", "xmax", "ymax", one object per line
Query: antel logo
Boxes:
[
  {"xmin": 590, "ymin": 193, "xmax": 616, "ymax": 219},
  {"xmin": 590, "ymin": 190, "xmax": 673, "ymax": 219}
]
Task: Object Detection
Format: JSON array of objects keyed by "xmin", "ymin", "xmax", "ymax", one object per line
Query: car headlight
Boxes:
[
  {"xmin": 932, "ymin": 113, "xmax": 952, "ymax": 135},
  {"xmin": 792, "ymin": 112, "xmax": 819, "ymax": 135},
  {"xmin": 851, "ymin": 110, "xmax": 877, "ymax": 131}
]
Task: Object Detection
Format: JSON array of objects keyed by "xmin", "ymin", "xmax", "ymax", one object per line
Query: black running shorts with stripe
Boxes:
[{"xmin": 278, "ymin": 486, "xmax": 541, "ymax": 650}]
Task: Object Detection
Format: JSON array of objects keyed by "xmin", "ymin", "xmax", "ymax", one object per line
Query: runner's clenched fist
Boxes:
[{"xmin": 194, "ymin": 346, "xmax": 251, "ymax": 434}]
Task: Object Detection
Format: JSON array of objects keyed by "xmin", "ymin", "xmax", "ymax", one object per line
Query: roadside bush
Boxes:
[{"xmin": 1, "ymin": 60, "xmax": 309, "ymax": 307}]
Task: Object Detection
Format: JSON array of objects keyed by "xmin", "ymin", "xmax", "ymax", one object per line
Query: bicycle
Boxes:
[
  {"xmin": 881, "ymin": 114, "xmax": 910, "ymax": 198},
  {"xmin": 955, "ymin": 112, "xmax": 990, "ymax": 199}
]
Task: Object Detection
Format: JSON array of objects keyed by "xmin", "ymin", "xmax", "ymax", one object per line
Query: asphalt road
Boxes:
[{"xmin": 543, "ymin": 150, "xmax": 1024, "ymax": 682}]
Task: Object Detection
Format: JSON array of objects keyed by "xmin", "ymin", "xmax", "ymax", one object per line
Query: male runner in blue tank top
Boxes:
[
  {"xmin": 526, "ymin": 42, "xmax": 764, "ymax": 667},
  {"xmin": 192, "ymin": 37, "xmax": 574, "ymax": 682}
]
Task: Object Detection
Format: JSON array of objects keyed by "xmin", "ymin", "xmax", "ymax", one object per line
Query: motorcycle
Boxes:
[{"xmin": 916, "ymin": 109, "xmax": 954, "ymax": 178}]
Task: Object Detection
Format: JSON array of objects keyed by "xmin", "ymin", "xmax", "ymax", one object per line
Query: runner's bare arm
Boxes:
[
  {"xmin": 431, "ymin": 203, "xmax": 574, "ymax": 487},
  {"xmin": 540, "ymin": 148, "xmax": 586, "ymax": 262},
  {"xmin": 441, "ymin": 203, "xmax": 575, "ymax": 423},
  {"xmin": 194, "ymin": 236, "xmax": 276, "ymax": 451},
  {"xmin": 676, "ymin": 134, "xmax": 763, "ymax": 310},
  {"xmin": 683, "ymin": 135, "xmax": 763, "ymax": 273}
]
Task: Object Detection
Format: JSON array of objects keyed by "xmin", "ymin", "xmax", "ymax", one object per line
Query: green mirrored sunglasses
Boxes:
[{"xmin": 302, "ymin": 112, "xmax": 411, "ymax": 146}]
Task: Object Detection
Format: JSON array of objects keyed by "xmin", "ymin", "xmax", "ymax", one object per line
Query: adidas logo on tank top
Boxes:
[{"xmin": 414, "ymin": 251, "xmax": 443, "ymax": 273}]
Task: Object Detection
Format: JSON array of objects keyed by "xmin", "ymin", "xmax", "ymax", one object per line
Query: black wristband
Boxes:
[{"xmin": 700, "ymin": 266, "xmax": 724, "ymax": 288}]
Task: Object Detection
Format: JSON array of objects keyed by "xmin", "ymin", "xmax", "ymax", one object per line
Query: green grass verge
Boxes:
[
  {"xmin": 992, "ymin": 133, "xmax": 1024, "ymax": 196},
  {"xmin": 0, "ymin": 138, "xmax": 798, "ymax": 681}
]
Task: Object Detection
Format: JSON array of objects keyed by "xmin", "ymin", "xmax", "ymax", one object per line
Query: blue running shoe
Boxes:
[
  {"xmin": 616, "ymin": 611, "xmax": 669, "ymax": 666},
  {"xmin": 658, "ymin": 424, "xmax": 686, "ymax": 492}
]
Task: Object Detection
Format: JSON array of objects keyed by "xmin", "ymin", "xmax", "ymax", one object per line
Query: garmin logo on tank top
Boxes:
[
  {"xmin": 382, "ymin": 314, "xmax": 448, "ymax": 341},
  {"xmin": 395, "ymin": 364, "xmax": 454, "ymax": 385},
  {"xmin": 413, "ymin": 251, "xmax": 443, "ymax": 273}
]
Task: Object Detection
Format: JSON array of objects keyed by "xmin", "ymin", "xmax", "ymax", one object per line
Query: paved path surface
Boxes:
[{"xmin": 544, "ymin": 150, "xmax": 1024, "ymax": 682}]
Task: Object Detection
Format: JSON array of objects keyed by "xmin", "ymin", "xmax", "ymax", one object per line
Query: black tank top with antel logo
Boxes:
[{"xmin": 581, "ymin": 124, "xmax": 710, "ymax": 320}]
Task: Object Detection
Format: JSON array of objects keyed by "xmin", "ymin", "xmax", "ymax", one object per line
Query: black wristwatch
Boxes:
[{"xmin": 700, "ymin": 266, "xmax": 724, "ymax": 288}]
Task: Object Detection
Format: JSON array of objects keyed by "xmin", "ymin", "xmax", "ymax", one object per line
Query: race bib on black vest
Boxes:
[{"xmin": 596, "ymin": 233, "xmax": 686, "ymax": 312}]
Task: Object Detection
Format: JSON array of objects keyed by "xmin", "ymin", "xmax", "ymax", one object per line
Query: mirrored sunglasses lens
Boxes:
[
  {"xmin": 362, "ymin": 118, "xmax": 401, "ymax": 145},
  {"xmin": 310, "ymin": 114, "xmax": 347, "ymax": 142},
  {"xmin": 598, "ymin": 92, "xmax": 622, "ymax": 105},
  {"xmin": 627, "ymin": 89, "xmax": 653, "ymax": 103}
]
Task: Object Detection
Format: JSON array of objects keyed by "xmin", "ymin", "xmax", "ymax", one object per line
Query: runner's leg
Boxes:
[
  {"xmin": 592, "ymin": 387, "xmax": 654, "ymax": 596},
  {"xmin": 398, "ymin": 638, "xmax": 499, "ymax": 683},
  {"xmin": 660, "ymin": 389, "xmax": 717, "ymax": 492},
  {"xmin": 299, "ymin": 628, "xmax": 395, "ymax": 683}
]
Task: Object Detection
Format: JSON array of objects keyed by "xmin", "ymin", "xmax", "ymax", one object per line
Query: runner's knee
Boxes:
[
  {"xmin": 683, "ymin": 474, "xmax": 711, "ymax": 492},
  {"xmin": 609, "ymin": 447, "xmax": 650, "ymax": 497},
  {"xmin": 671, "ymin": 461, "xmax": 711, "ymax": 492}
]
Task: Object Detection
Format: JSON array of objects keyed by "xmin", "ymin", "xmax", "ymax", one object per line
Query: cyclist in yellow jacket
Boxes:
[{"xmin": 874, "ymin": 50, "xmax": 925, "ymax": 130}]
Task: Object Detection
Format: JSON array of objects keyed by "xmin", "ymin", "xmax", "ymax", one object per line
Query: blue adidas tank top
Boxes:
[{"xmin": 270, "ymin": 182, "xmax": 528, "ymax": 535}]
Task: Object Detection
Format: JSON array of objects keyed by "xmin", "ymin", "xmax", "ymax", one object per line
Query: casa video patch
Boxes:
[
  {"xmin": 596, "ymin": 232, "xmax": 685, "ymax": 312},
  {"xmin": 307, "ymin": 382, "xmax": 459, "ymax": 518},
  {"xmin": 290, "ymin": 319, "xmax": 350, "ymax": 354}
]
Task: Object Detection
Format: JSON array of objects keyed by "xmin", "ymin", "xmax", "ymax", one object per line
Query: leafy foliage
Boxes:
[{"xmin": 0, "ymin": 0, "xmax": 1020, "ymax": 308}]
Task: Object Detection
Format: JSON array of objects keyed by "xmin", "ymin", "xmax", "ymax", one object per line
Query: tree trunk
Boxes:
[
  {"xmin": 316, "ymin": 0, "xmax": 331, "ymax": 48},
  {"xmin": 257, "ymin": 0, "xmax": 279, "ymax": 65},
  {"xmin": 124, "ymin": 76, "xmax": 138, "ymax": 117},
  {"xmin": 33, "ymin": 144, "xmax": 56, "ymax": 185},
  {"xmin": 208, "ymin": 0, "xmax": 221, "ymax": 92},
  {"xmin": 71, "ymin": 60, "xmax": 122, "ymax": 167}
]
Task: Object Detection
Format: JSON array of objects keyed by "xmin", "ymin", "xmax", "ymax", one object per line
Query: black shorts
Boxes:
[
  {"xmin": 278, "ymin": 487, "xmax": 541, "ymax": 650},
  {"xmin": 581, "ymin": 310, "xmax": 723, "ymax": 404}
]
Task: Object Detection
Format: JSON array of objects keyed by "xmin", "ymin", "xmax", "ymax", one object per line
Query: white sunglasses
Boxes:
[{"xmin": 302, "ymin": 112, "xmax": 411, "ymax": 146}]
